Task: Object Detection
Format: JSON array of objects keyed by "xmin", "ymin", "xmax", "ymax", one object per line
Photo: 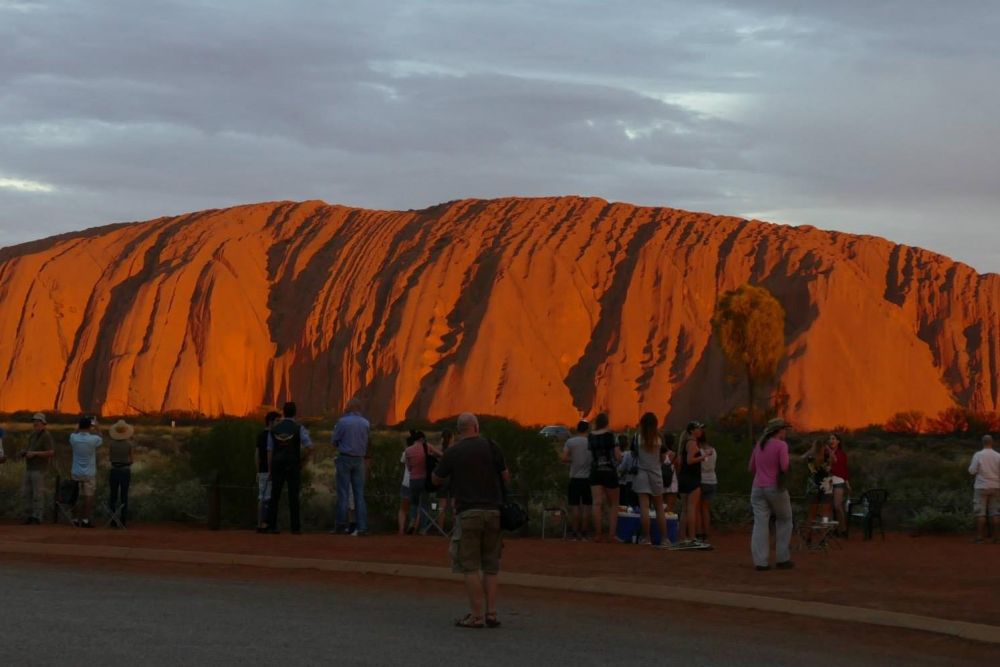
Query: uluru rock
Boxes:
[{"xmin": 0, "ymin": 197, "xmax": 996, "ymax": 429}]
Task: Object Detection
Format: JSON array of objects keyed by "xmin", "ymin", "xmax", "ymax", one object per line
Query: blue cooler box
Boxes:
[{"xmin": 616, "ymin": 512, "xmax": 679, "ymax": 545}]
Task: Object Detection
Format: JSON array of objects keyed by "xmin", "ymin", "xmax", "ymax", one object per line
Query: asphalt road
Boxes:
[{"xmin": 0, "ymin": 562, "xmax": 992, "ymax": 666}]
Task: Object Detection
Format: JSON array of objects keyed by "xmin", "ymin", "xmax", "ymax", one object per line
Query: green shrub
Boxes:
[
  {"xmin": 478, "ymin": 416, "xmax": 565, "ymax": 505},
  {"xmin": 905, "ymin": 507, "xmax": 972, "ymax": 534},
  {"xmin": 187, "ymin": 420, "xmax": 261, "ymax": 527}
]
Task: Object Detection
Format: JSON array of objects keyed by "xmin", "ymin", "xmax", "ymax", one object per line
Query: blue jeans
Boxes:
[{"xmin": 335, "ymin": 455, "xmax": 368, "ymax": 533}]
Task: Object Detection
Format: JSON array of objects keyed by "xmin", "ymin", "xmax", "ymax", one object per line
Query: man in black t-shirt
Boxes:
[
  {"xmin": 432, "ymin": 413, "xmax": 509, "ymax": 629},
  {"xmin": 255, "ymin": 411, "xmax": 280, "ymax": 533}
]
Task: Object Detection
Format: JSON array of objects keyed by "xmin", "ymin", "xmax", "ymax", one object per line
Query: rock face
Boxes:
[{"xmin": 0, "ymin": 197, "xmax": 996, "ymax": 429}]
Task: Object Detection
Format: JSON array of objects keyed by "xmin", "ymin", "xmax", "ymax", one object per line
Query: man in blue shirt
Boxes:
[
  {"xmin": 69, "ymin": 416, "xmax": 103, "ymax": 528},
  {"xmin": 331, "ymin": 398, "xmax": 371, "ymax": 535}
]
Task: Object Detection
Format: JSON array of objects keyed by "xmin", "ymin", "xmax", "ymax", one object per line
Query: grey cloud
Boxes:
[{"xmin": 0, "ymin": 0, "xmax": 997, "ymax": 273}]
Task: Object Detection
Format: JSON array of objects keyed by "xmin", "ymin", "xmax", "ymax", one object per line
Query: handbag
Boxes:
[
  {"xmin": 491, "ymin": 440, "xmax": 527, "ymax": 531},
  {"xmin": 422, "ymin": 441, "xmax": 439, "ymax": 493}
]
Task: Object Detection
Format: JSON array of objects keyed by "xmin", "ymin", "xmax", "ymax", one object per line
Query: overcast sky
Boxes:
[{"xmin": 1, "ymin": 0, "xmax": 997, "ymax": 272}]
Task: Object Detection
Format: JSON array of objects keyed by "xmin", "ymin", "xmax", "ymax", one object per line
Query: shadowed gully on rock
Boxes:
[{"xmin": 0, "ymin": 196, "xmax": 996, "ymax": 429}]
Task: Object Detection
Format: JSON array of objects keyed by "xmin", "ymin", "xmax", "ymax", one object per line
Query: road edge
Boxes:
[{"xmin": 1, "ymin": 540, "xmax": 996, "ymax": 644}]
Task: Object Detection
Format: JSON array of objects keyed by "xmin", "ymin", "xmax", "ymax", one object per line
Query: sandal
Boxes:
[
  {"xmin": 454, "ymin": 614, "xmax": 484, "ymax": 629},
  {"xmin": 485, "ymin": 613, "xmax": 501, "ymax": 628}
]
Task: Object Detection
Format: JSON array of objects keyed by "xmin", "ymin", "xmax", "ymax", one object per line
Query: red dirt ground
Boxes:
[{"xmin": 1, "ymin": 523, "xmax": 997, "ymax": 626}]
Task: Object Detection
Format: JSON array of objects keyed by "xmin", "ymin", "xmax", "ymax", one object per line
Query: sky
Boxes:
[{"xmin": 1, "ymin": 0, "xmax": 998, "ymax": 273}]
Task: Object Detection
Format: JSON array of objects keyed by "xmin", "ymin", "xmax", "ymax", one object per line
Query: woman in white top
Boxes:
[
  {"xmin": 698, "ymin": 434, "xmax": 717, "ymax": 542},
  {"xmin": 397, "ymin": 448, "xmax": 411, "ymax": 535},
  {"xmin": 632, "ymin": 412, "xmax": 668, "ymax": 546}
]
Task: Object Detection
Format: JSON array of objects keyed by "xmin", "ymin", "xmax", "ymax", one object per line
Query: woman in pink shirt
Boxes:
[
  {"xmin": 404, "ymin": 430, "xmax": 442, "ymax": 535},
  {"xmin": 748, "ymin": 418, "xmax": 793, "ymax": 571}
]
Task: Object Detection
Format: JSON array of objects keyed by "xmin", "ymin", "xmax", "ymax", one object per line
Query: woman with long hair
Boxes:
[
  {"xmin": 677, "ymin": 421, "xmax": 710, "ymax": 546},
  {"xmin": 632, "ymin": 412, "xmax": 667, "ymax": 545},
  {"xmin": 828, "ymin": 433, "xmax": 850, "ymax": 537},
  {"xmin": 749, "ymin": 418, "xmax": 793, "ymax": 570},
  {"xmin": 587, "ymin": 412, "xmax": 622, "ymax": 542},
  {"xmin": 403, "ymin": 430, "xmax": 442, "ymax": 534}
]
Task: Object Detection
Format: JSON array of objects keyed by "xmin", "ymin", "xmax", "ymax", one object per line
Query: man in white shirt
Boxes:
[{"xmin": 968, "ymin": 434, "xmax": 1000, "ymax": 544}]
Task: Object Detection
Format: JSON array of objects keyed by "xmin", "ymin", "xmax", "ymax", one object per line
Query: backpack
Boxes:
[{"xmin": 270, "ymin": 418, "xmax": 301, "ymax": 464}]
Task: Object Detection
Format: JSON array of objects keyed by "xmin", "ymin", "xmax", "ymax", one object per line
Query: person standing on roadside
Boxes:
[
  {"xmin": 404, "ymin": 429, "xmax": 442, "ymax": 534},
  {"xmin": 968, "ymin": 434, "xmax": 1000, "ymax": 544},
  {"xmin": 0, "ymin": 424, "xmax": 7, "ymax": 462},
  {"xmin": 69, "ymin": 416, "xmax": 103, "ymax": 528},
  {"xmin": 828, "ymin": 433, "xmax": 850, "ymax": 537},
  {"xmin": 561, "ymin": 420, "xmax": 592, "ymax": 539},
  {"xmin": 632, "ymin": 412, "xmax": 667, "ymax": 546},
  {"xmin": 677, "ymin": 421, "xmax": 709, "ymax": 546},
  {"xmin": 266, "ymin": 402, "xmax": 313, "ymax": 534},
  {"xmin": 106, "ymin": 420, "xmax": 135, "ymax": 527},
  {"xmin": 256, "ymin": 411, "xmax": 281, "ymax": 533},
  {"xmin": 749, "ymin": 418, "xmax": 793, "ymax": 571},
  {"xmin": 587, "ymin": 413, "xmax": 622, "ymax": 543},
  {"xmin": 332, "ymin": 398, "xmax": 371, "ymax": 536},
  {"xmin": 432, "ymin": 413, "xmax": 509, "ymax": 629},
  {"xmin": 21, "ymin": 413, "xmax": 55, "ymax": 524}
]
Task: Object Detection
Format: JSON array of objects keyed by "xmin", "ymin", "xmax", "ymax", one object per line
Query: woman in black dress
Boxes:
[{"xmin": 588, "ymin": 412, "xmax": 622, "ymax": 542}]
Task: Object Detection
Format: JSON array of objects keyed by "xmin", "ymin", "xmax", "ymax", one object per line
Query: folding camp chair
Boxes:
[
  {"xmin": 104, "ymin": 502, "xmax": 126, "ymax": 529},
  {"xmin": 55, "ymin": 477, "xmax": 80, "ymax": 526}
]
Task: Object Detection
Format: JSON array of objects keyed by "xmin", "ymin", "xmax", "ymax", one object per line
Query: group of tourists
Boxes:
[
  {"xmin": 2, "ymin": 409, "xmax": 998, "ymax": 581},
  {"xmin": 560, "ymin": 413, "xmax": 716, "ymax": 550},
  {"xmin": 0, "ymin": 413, "xmax": 135, "ymax": 528},
  {"xmin": 253, "ymin": 399, "xmax": 371, "ymax": 536}
]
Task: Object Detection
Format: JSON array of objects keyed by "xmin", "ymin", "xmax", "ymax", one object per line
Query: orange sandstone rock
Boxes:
[{"xmin": 0, "ymin": 197, "xmax": 995, "ymax": 429}]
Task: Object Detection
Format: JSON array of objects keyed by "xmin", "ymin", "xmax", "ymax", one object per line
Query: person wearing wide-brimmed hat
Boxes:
[
  {"xmin": 21, "ymin": 413, "xmax": 56, "ymax": 524},
  {"xmin": 748, "ymin": 418, "xmax": 794, "ymax": 570},
  {"xmin": 107, "ymin": 419, "xmax": 135, "ymax": 527}
]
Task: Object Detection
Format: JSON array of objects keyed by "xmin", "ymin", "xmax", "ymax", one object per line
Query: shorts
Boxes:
[
  {"xmin": 677, "ymin": 476, "xmax": 701, "ymax": 495},
  {"xmin": 567, "ymin": 478, "xmax": 593, "ymax": 506},
  {"xmin": 409, "ymin": 478, "xmax": 428, "ymax": 505},
  {"xmin": 700, "ymin": 483, "xmax": 718, "ymax": 501},
  {"xmin": 831, "ymin": 476, "xmax": 847, "ymax": 489},
  {"xmin": 257, "ymin": 473, "xmax": 271, "ymax": 502},
  {"xmin": 400, "ymin": 484, "xmax": 410, "ymax": 499},
  {"xmin": 450, "ymin": 509, "xmax": 502, "ymax": 575},
  {"xmin": 973, "ymin": 488, "xmax": 1000, "ymax": 517},
  {"xmin": 71, "ymin": 475, "xmax": 96, "ymax": 497},
  {"xmin": 632, "ymin": 469, "xmax": 664, "ymax": 496},
  {"xmin": 589, "ymin": 469, "xmax": 619, "ymax": 490}
]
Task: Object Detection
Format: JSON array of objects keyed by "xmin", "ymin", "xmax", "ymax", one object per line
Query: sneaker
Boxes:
[
  {"xmin": 637, "ymin": 537, "xmax": 651, "ymax": 545},
  {"xmin": 81, "ymin": 519, "xmax": 94, "ymax": 528},
  {"xmin": 350, "ymin": 530, "xmax": 368, "ymax": 537}
]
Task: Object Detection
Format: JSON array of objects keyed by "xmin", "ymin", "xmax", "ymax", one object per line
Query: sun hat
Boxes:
[
  {"xmin": 31, "ymin": 412, "xmax": 47, "ymax": 424},
  {"xmin": 109, "ymin": 419, "xmax": 135, "ymax": 441},
  {"xmin": 762, "ymin": 418, "xmax": 790, "ymax": 436}
]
